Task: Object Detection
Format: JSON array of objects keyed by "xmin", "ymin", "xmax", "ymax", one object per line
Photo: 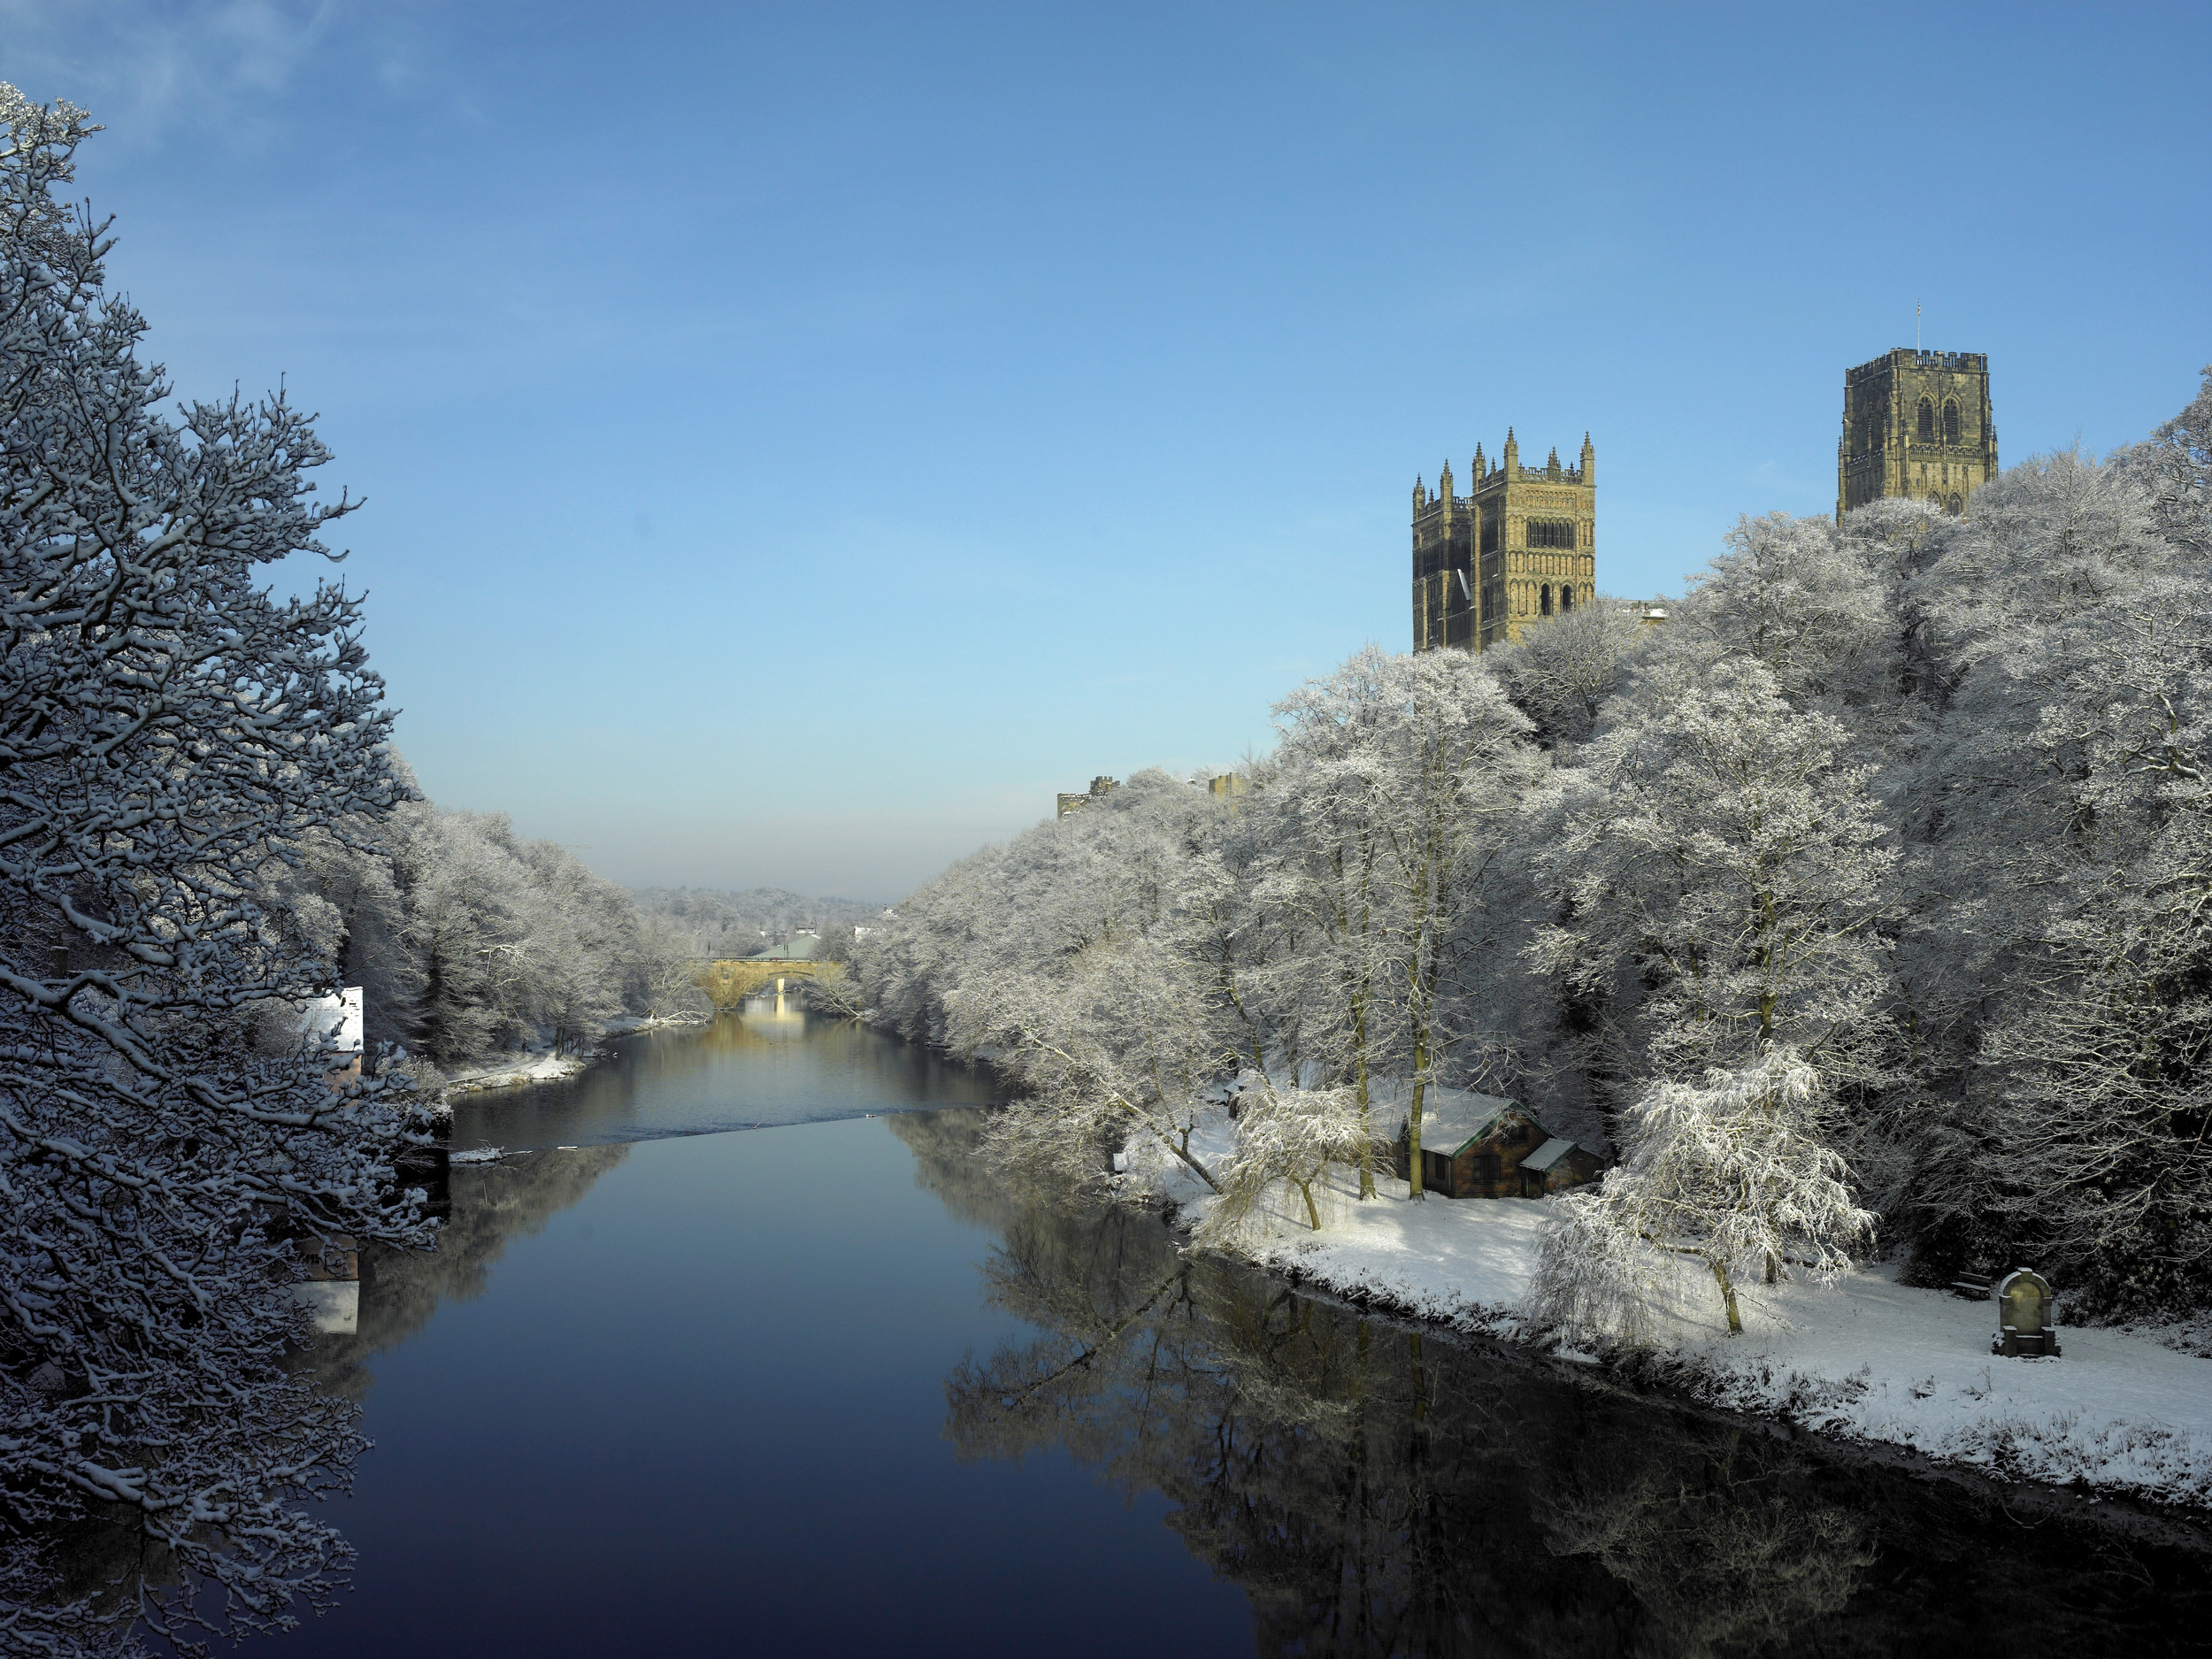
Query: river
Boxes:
[{"xmin": 266, "ymin": 1007, "xmax": 2209, "ymax": 1657}]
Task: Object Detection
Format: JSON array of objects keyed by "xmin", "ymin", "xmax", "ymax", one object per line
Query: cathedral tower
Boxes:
[
  {"xmin": 1837, "ymin": 349, "xmax": 1998, "ymax": 521},
  {"xmin": 1412, "ymin": 430, "xmax": 1597, "ymax": 653}
]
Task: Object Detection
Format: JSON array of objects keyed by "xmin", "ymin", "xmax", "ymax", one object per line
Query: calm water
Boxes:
[{"xmin": 260, "ymin": 1010, "xmax": 2208, "ymax": 1657}]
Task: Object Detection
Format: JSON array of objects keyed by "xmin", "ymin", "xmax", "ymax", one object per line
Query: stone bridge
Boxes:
[{"xmin": 692, "ymin": 958, "xmax": 843, "ymax": 1009}]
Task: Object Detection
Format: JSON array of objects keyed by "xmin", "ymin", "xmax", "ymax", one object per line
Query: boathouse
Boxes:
[{"xmin": 1408, "ymin": 1096, "xmax": 1602, "ymax": 1200}]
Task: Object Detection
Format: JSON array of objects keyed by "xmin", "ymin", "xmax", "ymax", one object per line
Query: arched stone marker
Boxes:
[{"xmin": 1992, "ymin": 1268, "xmax": 2061, "ymax": 1358}]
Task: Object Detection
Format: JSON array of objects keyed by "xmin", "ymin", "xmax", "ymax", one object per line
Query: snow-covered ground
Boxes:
[
  {"xmin": 603, "ymin": 1012, "xmax": 709, "ymax": 1037},
  {"xmin": 430, "ymin": 1016, "xmax": 706, "ymax": 1102},
  {"xmin": 438, "ymin": 1050, "xmax": 588, "ymax": 1096},
  {"xmin": 1121, "ymin": 1091, "xmax": 2212, "ymax": 1512}
]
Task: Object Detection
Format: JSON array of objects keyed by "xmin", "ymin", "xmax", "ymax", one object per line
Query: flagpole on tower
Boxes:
[{"xmin": 1916, "ymin": 300, "xmax": 1921, "ymax": 350}]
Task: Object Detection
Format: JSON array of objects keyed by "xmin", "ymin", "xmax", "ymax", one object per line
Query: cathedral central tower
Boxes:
[
  {"xmin": 1837, "ymin": 349, "xmax": 1998, "ymax": 520},
  {"xmin": 1412, "ymin": 430, "xmax": 1596, "ymax": 653}
]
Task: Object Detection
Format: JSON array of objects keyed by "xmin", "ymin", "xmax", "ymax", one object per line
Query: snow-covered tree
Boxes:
[
  {"xmin": 0, "ymin": 88, "xmax": 434, "ymax": 1653},
  {"xmin": 1913, "ymin": 586, "xmax": 2212, "ymax": 1310},
  {"xmin": 1918, "ymin": 446, "xmax": 2171, "ymax": 672},
  {"xmin": 1254, "ymin": 647, "xmax": 1542, "ymax": 1196},
  {"xmin": 1177, "ymin": 811, "xmax": 1288, "ymax": 1073},
  {"xmin": 1197, "ymin": 1081, "xmax": 1368, "ymax": 1238},
  {"xmin": 1526, "ymin": 1049, "xmax": 1875, "ymax": 1340},
  {"xmin": 626, "ymin": 909, "xmax": 710, "ymax": 1020},
  {"xmin": 1660, "ymin": 511, "xmax": 1895, "ymax": 714},
  {"xmin": 1832, "ymin": 496, "xmax": 1956, "ymax": 710},
  {"xmin": 1485, "ymin": 599, "xmax": 1653, "ymax": 749},
  {"xmin": 360, "ymin": 795, "xmax": 703, "ymax": 1066},
  {"xmin": 1534, "ymin": 658, "xmax": 1901, "ymax": 1116},
  {"xmin": 1248, "ymin": 652, "xmax": 1401, "ymax": 1195},
  {"xmin": 1885, "ymin": 437, "xmax": 2206, "ymax": 1277},
  {"xmin": 951, "ymin": 932, "xmax": 1233, "ymax": 1195},
  {"xmin": 865, "ymin": 773, "xmax": 1248, "ymax": 1194},
  {"xmin": 2112, "ymin": 364, "xmax": 2212, "ymax": 559},
  {"xmin": 388, "ymin": 803, "xmax": 524, "ymax": 1063},
  {"xmin": 280, "ymin": 819, "xmax": 423, "ymax": 1057},
  {"xmin": 1360, "ymin": 649, "xmax": 1542, "ymax": 1196}
]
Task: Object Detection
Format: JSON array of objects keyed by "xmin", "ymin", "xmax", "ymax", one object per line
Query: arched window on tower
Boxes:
[
  {"xmin": 1947, "ymin": 492, "xmax": 1962, "ymax": 515},
  {"xmin": 1540, "ymin": 584, "xmax": 1553, "ymax": 617},
  {"xmin": 1942, "ymin": 399, "xmax": 1960, "ymax": 444},
  {"xmin": 1916, "ymin": 397, "xmax": 1936, "ymax": 442},
  {"xmin": 1561, "ymin": 585, "xmax": 1574, "ymax": 612}
]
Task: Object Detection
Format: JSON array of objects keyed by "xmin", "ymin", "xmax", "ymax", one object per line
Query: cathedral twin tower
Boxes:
[
  {"xmin": 1411, "ymin": 348, "xmax": 1997, "ymax": 655},
  {"xmin": 1409, "ymin": 428, "xmax": 1595, "ymax": 654}
]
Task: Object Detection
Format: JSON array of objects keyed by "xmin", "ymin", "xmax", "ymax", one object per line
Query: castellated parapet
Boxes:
[
  {"xmin": 1056, "ymin": 776, "xmax": 1118, "ymax": 819},
  {"xmin": 1411, "ymin": 430, "xmax": 1596, "ymax": 654},
  {"xmin": 1837, "ymin": 349, "xmax": 1999, "ymax": 521}
]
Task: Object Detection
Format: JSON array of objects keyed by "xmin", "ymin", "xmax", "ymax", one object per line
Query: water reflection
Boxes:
[
  {"xmin": 87, "ymin": 1020, "xmax": 2206, "ymax": 1658},
  {"xmin": 306, "ymin": 1147, "xmax": 631, "ymax": 1402},
  {"xmin": 453, "ymin": 1007, "xmax": 995, "ymax": 1151},
  {"xmin": 908, "ymin": 1111, "xmax": 2212, "ymax": 1658},
  {"xmin": 314, "ymin": 1008, "xmax": 998, "ymax": 1396}
]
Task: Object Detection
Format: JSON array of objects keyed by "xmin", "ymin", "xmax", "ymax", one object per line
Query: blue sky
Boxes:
[{"xmin": 4, "ymin": 3, "xmax": 2206, "ymax": 899}]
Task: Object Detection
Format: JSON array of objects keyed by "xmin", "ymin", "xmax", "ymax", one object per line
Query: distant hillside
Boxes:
[{"xmin": 630, "ymin": 887, "xmax": 885, "ymax": 958}]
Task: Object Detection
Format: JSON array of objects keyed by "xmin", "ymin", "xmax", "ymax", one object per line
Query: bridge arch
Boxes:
[{"xmin": 693, "ymin": 958, "xmax": 842, "ymax": 1009}]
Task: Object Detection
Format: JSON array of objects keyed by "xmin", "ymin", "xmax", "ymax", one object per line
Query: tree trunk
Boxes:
[
  {"xmin": 1711, "ymin": 1257, "xmax": 1744, "ymax": 1335},
  {"xmin": 1352, "ymin": 992, "xmax": 1375, "ymax": 1199},
  {"xmin": 1354, "ymin": 849, "xmax": 1376, "ymax": 1200},
  {"xmin": 1407, "ymin": 1029, "xmax": 1427, "ymax": 1202}
]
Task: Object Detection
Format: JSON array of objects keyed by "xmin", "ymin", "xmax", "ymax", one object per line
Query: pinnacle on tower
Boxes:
[
  {"xmin": 1547, "ymin": 446, "xmax": 1561, "ymax": 480},
  {"xmin": 1473, "ymin": 442, "xmax": 1486, "ymax": 478},
  {"xmin": 1580, "ymin": 431, "xmax": 1595, "ymax": 487},
  {"xmin": 1440, "ymin": 457, "xmax": 1454, "ymax": 498}
]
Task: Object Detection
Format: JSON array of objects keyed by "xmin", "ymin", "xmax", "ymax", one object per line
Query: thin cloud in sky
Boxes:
[
  {"xmin": 0, "ymin": 1, "xmax": 469, "ymax": 148},
  {"xmin": 1, "ymin": 1, "xmax": 322, "ymax": 131}
]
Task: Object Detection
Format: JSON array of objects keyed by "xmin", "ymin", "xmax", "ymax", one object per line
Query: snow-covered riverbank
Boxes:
[
  {"xmin": 1118, "ymin": 1096, "xmax": 2212, "ymax": 1514},
  {"xmin": 602, "ymin": 1011, "xmax": 710, "ymax": 1038},
  {"xmin": 437, "ymin": 1050, "xmax": 588, "ymax": 1097},
  {"xmin": 430, "ymin": 1015, "xmax": 707, "ymax": 1102}
]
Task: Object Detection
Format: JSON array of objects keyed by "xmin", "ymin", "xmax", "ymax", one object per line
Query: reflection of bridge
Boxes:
[{"xmin": 692, "ymin": 958, "xmax": 842, "ymax": 1009}]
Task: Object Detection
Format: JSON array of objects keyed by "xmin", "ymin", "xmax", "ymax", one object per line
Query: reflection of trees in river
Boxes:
[
  {"xmin": 687, "ymin": 1008, "xmax": 995, "ymax": 1094},
  {"xmin": 889, "ymin": 1106, "xmax": 1023, "ymax": 1233},
  {"xmin": 1537, "ymin": 1436, "xmax": 1871, "ymax": 1658},
  {"xmin": 918, "ymin": 1121, "xmax": 2211, "ymax": 1657},
  {"xmin": 304, "ymin": 1148, "xmax": 631, "ymax": 1402},
  {"xmin": 45, "ymin": 1150, "xmax": 636, "ymax": 1632},
  {"xmin": 459, "ymin": 1014, "xmax": 995, "ymax": 1149}
]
